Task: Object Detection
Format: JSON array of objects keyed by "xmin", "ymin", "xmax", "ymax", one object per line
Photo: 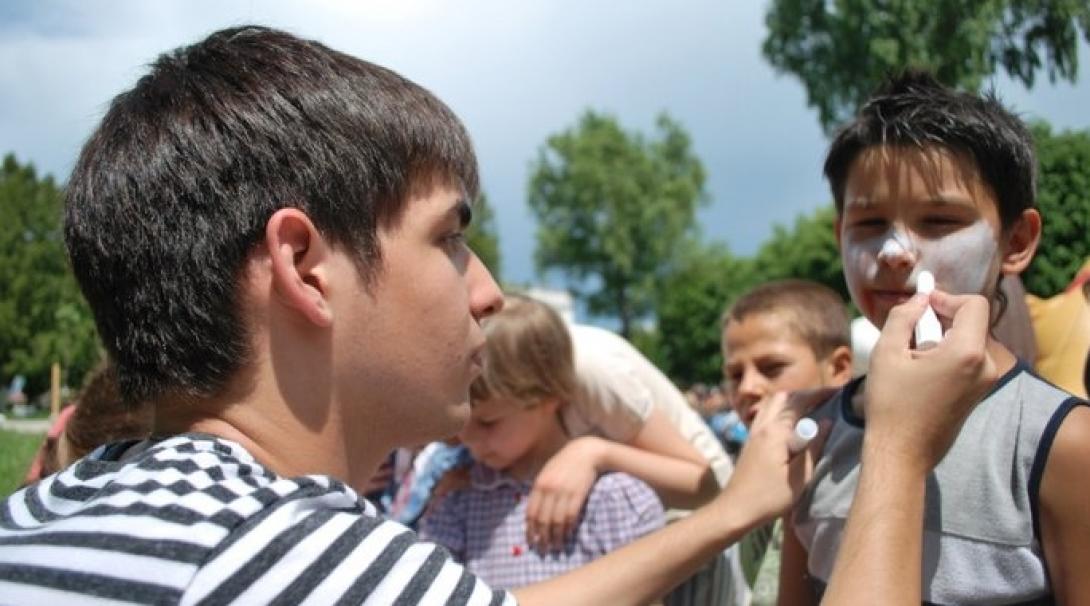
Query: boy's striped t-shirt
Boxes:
[{"xmin": 0, "ymin": 433, "xmax": 514, "ymax": 605}]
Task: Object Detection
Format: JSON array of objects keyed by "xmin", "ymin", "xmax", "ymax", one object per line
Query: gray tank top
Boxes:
[{"xmin": 794, "ymin": 361, "xmax": 1084, "ymax": 605}]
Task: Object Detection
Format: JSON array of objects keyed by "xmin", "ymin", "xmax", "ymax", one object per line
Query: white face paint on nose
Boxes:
[{"xmin": 877, "ymin": 230, "xmax": 914, "ymax": 262}]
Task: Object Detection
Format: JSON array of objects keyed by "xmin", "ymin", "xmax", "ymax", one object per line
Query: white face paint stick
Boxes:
[
  {"xmin": 788, "ymin": 418, "xmax": 819, "ymax": 454},
  {"xmin": 914, "ymin": 270, "xmax": 943, "ymax": 350}
]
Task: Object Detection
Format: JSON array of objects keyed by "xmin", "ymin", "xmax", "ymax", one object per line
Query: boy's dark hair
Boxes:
[
  {"xmin": 722, "ymin": 279, "xmax": 851, "ymax": 359},
  {"xmin": 824, "ymin": 71, "xmax": 1036, "ymax": 229},
  {"xmin": 65, "ymin": 26, "xmax": 479, "ymax": 404}
]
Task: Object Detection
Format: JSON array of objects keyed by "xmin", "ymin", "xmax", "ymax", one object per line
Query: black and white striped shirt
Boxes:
[{"xmin": 0, "ymin": 433, "xmax": 515, "ymax": 605}]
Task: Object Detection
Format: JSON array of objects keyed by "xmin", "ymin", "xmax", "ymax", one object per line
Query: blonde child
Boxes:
[{"xmin": 420, "ymin": 294, "xmax": 664, "ymax": 588}]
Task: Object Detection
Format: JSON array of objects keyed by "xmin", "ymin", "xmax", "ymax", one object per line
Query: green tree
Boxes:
[
  {"xmin": 653, "ymin": 241, "xmax": 758, "ymax": 386},
  {"xmin": 750, "ymin": 205, "xmax": 848, "ymax": 302},
  {"xmin": 1023, "ymin": 123, "xmax": 1090, "ymax": 297},
  {"xmin": 467, "ymin": 192, "xmax": 502, "ymax": 281},
  {"xmin": 653, "ymin": 207, "xmax": 848, "ymax": 386},
  {"xmin": 0, "ymin": 154, "xmax": 102, "ymax": 397},
  {"xmin": 529, "ymin": 111, "xmax": 706, "ymax": 337},
  {"xmin": 764, "ymin": 0, "xmax": 1090, "ymax": 132}
]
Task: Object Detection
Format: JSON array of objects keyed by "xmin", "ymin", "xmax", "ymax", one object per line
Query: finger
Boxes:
[
  {"xmin": 525, "ymin": 487, "xmax": 543, "ymax": 546},
  {"xmin": 876, "ymin": 293, "xmax": 929, "ymax": 352},
  {"xmin": 561, "ymin": 495, "xmax": 581, "ymax": 543},
  {"xmin": 536, "ymin": 496, "xmax": 557, "ymax": 553},
  {"xmin": 931, "ymin": 291, "xmax": 990, "ymax": 352},
  {"xmin": 750, "ymin": 391, "xmax": 788, "ymax": 429},
  {"xmin": 548, "ymin": 496, "xmax": 569, "ymax": 552}
]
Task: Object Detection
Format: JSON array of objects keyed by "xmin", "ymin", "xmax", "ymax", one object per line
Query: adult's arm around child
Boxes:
[
  {"xmin": 526, "ymin": 405, "xmax": 716, "ymax": 551},
  {"xmin": 514, "ymin": 390, "xmax": 824, "ymax": 606}
]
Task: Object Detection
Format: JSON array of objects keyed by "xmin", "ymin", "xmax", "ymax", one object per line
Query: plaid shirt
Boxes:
[{"xmin": 420, "ymin": 463, "xmax": 665, "ymax": 589}]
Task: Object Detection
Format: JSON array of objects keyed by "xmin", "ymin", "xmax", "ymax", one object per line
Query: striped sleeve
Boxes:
[{"xmin": 180, "ymin": 493, "xmax": 510, "ymax": 605}]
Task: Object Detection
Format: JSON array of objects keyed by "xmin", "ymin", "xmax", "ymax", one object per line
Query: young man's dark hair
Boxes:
[
  {"xmin": 823, "ymin": 70, "xmax": 1036, "ymax": 229},
  {"xmin": 65, "ymin": 25, "xmax": 479, "ymax": 404}
]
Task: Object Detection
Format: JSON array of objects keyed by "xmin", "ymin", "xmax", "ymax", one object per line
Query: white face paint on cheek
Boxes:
[
  {"xmin": 841, "ymin": 232, "xmax": 886, "ymax": 317},
  {"xmin": 915, "ymin": 221, "xmax": 999, "ymax": 294}
]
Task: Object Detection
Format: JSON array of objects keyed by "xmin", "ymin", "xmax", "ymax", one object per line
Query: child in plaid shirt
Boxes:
[{"xmin": 420, "ymin": 294, "xmax": 665, "ymax": 589}]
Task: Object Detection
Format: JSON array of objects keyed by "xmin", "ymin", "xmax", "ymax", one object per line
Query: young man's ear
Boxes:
[
  {"xmin": 264, "ymin": 208, "xmax": 334, "ymax": 327},
  {"xmin": 823, "ymin": 345, "xmax": 855, "ymax": 387},
  {"xmin": 1002, "ymin": 208, "xmax": 1042, "ymax": 275}
]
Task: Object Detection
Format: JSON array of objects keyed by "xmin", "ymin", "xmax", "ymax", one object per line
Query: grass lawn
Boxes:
[{"xmin": 0, "ymin": 429, "xmax": 43, "ymax": 498}]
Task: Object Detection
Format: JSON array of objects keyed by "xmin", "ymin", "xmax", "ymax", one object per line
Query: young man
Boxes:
[
  {"xmin": 780, "ymin": 72, "xmax": 1090, "ymax": 605},
  {"xmin": 0, "ymin": 27, "xmax": 1007, "ymax": 604},
  {"xmin": 720, "ymin": 279, "xmax": 854, "ymax": 604}
]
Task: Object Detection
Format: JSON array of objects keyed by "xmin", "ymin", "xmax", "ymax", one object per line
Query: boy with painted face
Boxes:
[
  {"xmin": 778, "ymin": 72, "xmax": 1090, "ymax": 605},
  {"xmin": 720, "ymin": 280, "xmax": 854, "ymax": 605}
]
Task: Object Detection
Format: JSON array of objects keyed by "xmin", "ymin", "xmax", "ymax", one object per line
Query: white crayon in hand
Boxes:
[
  {"xmin": 788, "ymin": 418, "xmax": 819, "ymax": 454},
  {"xmin": 914, "ymin": 270, "xmax": 943, "ymax": 350}
]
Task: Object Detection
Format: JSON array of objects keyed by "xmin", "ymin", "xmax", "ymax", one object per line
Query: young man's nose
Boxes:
[{"xmin": 469, "ymin": 252, "xmax": 503, "ymax": 321}]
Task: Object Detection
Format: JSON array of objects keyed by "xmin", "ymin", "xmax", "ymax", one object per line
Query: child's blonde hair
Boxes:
[{"xmin": 470, "ymin": 293, "xmax": 578, "ymax": 408}]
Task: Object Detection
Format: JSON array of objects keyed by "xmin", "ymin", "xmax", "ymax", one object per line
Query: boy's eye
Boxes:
[
  {"xmin": 849, "ymin": 217, "xmax": 887, "ymax": 230},
  {"xmin": 758, "ymin": 362, "xmax": 787, "ymax": 379},
  {"xmin": 921, "ymin": 215, "xmax": 962, "ymax": 226}
]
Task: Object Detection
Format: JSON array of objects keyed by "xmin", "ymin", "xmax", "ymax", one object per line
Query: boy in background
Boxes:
[
  {"xmin": 720, "ymin": 279, "xmax": 854, "ymax": 605},
  {"xmin": 780, "ymin": 72, "xmax": 1090, "ymax": 604},
  {"xmin": 421, "ymin": 294, "xmax": 665, "ymax": 589}
]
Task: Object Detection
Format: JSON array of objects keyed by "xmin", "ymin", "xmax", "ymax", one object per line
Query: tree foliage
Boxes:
[
  {"xmin": 763, "ymin": 0, "xmax": 1090, "ymax": 132},
  {"xmin": 1023, "ymin": 123, "xmax": 1090, "ymax": 297},
  {"xmin": 467, "ymin": 192, "xmax": 502, "ymax": 282},
  {"xmin": 529, "ymin": 111, "xmax": 706, "ymax": 337},
  {"xmin": 0, "ymin": 154, "xmax": 102, "ymax": 397},
  {"xmin": 653, "ymin": 241, "xmax": 757, "ymax": 386},
  {"xmin": 750, "ymin": 205, "xmax": 848, "ymax": 302}
]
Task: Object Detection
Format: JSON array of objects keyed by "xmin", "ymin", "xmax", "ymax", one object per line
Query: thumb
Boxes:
[{"xmin": 876, "ymin": 294, "xmax": 929, "ymax": 352}]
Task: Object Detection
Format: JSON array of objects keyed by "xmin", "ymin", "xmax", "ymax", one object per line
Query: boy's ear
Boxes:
[
  {"xmin": 823, "ymin": 345, "xmax": 854, "ymax": 388},
  {"xmin": 1001, "ymin": 208, "xmax": 1042, "ymax": 275},
  {"xmin": 264, "ymin": 208, "xmax": 334, "ymax": 327},
  {"xmin": 834, "ymin": 217, "xmax": 843, "ymax": 248}
]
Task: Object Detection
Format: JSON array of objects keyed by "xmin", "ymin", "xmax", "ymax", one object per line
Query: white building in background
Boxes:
[{"xmin": 523, "ymin": 287, "xmax": 575, "ymax": 324}]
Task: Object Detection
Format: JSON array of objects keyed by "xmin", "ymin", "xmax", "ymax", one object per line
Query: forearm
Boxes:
[
  {"xmin": 822, "ymin": 439, "xmax": 927, "ymax": 605},
  {"xmin": 588, "ymin": 436, "xmax": 718, "ymax": 508},
  {"xmin": 514, "ymin": 484, "xmax": 754, "ymax": 606}
]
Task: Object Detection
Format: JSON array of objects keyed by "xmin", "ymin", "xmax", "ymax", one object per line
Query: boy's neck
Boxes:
[
  {"xmin": 505, "ymin": 417, "xmax": 571, "ymax": 482},
  {"xmin": 853, "ymin": 337, "xmax": 1018, "ymax": 418}
]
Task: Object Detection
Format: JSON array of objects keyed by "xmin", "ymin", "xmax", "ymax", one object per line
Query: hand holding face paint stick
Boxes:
[
  {"xmin": 914, "ymin": 271, "xmax": 943, "ymax": 350},
  {"xmin": 788, "ymin": 418, "xmax": 819, "ymax": 454}
]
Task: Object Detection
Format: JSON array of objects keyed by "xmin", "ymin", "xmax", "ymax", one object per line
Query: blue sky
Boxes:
[{"xmin": 3, "ymin": 1, "xmax": 1088, "ymax": 302}]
